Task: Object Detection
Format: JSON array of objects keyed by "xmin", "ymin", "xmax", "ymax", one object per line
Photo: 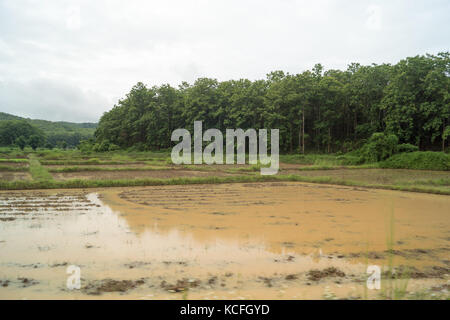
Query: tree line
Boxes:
[
  {"xmin": 0, "ymin": 113, "xmax": 97, "ymax": 150},
  {"xmin": 93, "ymin": 52, "xmax": 450, "ymax": 153}
]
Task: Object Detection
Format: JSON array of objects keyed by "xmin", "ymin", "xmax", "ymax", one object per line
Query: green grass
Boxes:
[
  {"xmin": 295, "ymin": 164, "xmax": 379, "ymax": 171},
  {"xmin": 0, "ymin": 158, "xmax": 29, "ymax": 163},
  {"xmin": 401, "ymin": 178, "xmax": 450, "ymax": 187},
  {"xmin": 280, "ymin": 154, "xmax": 363, "ymax": 166},
  {"xmin": 0, "ymin": 150, "xmax": 449, "ymax": 195},
  {"xmin": 0, "ymin": 165, "xmax": 28, "ymax": 172},
  {"xmin": 225, "ymin": 164, "xmax": 263, "ymax": 173},
  {"xmin": 380, "ymin": 206, "xmax": 411, "ymax": 300},
  {"xmin": 28, "ymin": 156, "xmax": 53, "ymax": 182},
  {"xmin": 1, "ymin": 173, "xmax": 449, "ymax": 195},
  {"xmin": 380, "ymin": 151, "xmax": 449, "ymax": 171}
]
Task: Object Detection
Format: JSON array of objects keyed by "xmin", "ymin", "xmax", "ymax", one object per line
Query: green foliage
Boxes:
[
  {"xmin": 359, "ymin": 133, "xmax": 399, "ymax": 163},
  {"xmin": 279, "ymin": 153, "xmax": 362, "ymax": 166},
  {"xmin": 380, "ymin": 152, "xmax": 450, "ymax": 170},
  {"xmin": 94, "ymin": 52, "xmax": 450, "ymax": 153},
  {"xmin": 0, "ymin": 112, "xmax": 96, "ymax": 148},
  {"xmin": 15, "ymin": 135, "xmax": 27, "ymax": 150},
  {"xmin": 0, "ymin": 120, "xmax": 45, "ymax": 147},
  {"xmin": 0, "ymin": 158, "xmax": 28, "ymax": 163},
  {"xmin": 28, "ymin": 134, "xmax": 43, "ymax": 150},
  {"xmin": 28, "ymin": 156, "xmax": 53, "ymax": 182},
  {"xmin": 78, "ymin": 139, "xmax": 95, "ymax": 153},
  {"xmin": 0, "ymin": 165, "xmax": 28, "ymax": 172},
  {"xmin": 396, "ymin": 143, "xmax": 419, "ymax": 153}
]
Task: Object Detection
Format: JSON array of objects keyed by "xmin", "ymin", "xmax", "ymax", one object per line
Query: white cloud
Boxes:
[
  {"xmin": 0, "ymin": 0, "xmax": 448, "ymax": 122},
  {"xmin": 366, "ymin": 5, "xmax": 382, "ymax": 30},
  {"xmin": 66, "ymin": 5, "xmax": 81, "ymax": 31},
  {"xmin": 0, "ymin": 79, "xmax": 110, "ymax": 122}
]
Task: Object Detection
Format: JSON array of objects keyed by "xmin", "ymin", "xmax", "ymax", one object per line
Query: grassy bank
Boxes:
[
  {"xmin": 0, "ymin": 158, "xmax": 29, "ymax": 163},
  {"xmin": 0, "ymin": 173, "xmax": 449, "ymax": 195},
  {"xmin": 380, "ymin": 152, "xmax": 450, "ymax": 170},
  {"xmin": 0, "ymin": 165, "xmax": 28, "ymax": 172},
  {"xmin": 28, "ymin": 156, "xmax": 53, "ymax": 182}
]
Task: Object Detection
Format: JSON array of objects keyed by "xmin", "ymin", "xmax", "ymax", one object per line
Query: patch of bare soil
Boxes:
[
  {"xmin": 279, "ymin": 163, "xmax": 314, "ymax": 170},
  {"xmin": 52, "ymin": 169, "xmax": 238, "ymax": 181},
  {"xmin": 44, "ymin": 163, "xmax": 159, "ymax": 169},
  {"xmin": 0, "ymin": 172, "xmax": 31, "ymax": 181},
  {"xmin": 0, "ymin": 162, "xmax": 28, "ymax": 167}
]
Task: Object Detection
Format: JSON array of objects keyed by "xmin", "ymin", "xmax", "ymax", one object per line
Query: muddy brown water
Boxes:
[{"xmin": 0, "ymin": 182, "xmax": 448, "ymax": 299}]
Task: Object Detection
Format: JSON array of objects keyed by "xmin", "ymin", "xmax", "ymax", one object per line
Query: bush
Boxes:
[
  {"xmin": 127, "ymin": 142, "xmax": 148, "ymax": 152},
  {"xmin": 108, "ymin": 143, "xmax": 120, "ymax": 151},
  {"xmin": 380, "ymin": 152, "xmax": 449, "ymax": 171},
  {"xmin": 397, "ymin": 143, "xmax": 419, "ymax": 153},
  {"xmin": 358, "ymin": 133, "xmax": 399, "ymax": 163},
  {"xmin": 335, "ymin": 155, "xmax": 364, "ymax": 165},
  {"xmin": 93, "ymin": 140, "xmax": 111, "ymax": 152}
]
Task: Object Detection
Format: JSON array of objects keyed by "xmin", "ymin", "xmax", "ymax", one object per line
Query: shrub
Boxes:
[
  {"xmin": 108, "ymin": 143, "xmax": 120, "ymax": 151},
  {"xmin": 359, "ymin": 133, "xmax": 399, "ymax": 163},
  {"xmin": 380, "ymin": 152, "xmax": 449, "ymax": 170},
  {"xmin": 127, "ymin": 142, "xmax": 148, "ymax": 152},
  {"xmin": 93, "ymin": 140, "xmax": 111, "ymax": 152},
  {"xmin": 397, "ymin": 143, "xmax": 419, "ymax": 153},
  {"xmin": 335, "ymin": 155, "xmax": 364, "ymax": 165}
]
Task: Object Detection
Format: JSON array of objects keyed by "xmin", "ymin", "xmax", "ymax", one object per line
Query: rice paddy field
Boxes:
[{"xmin": 0, "ymin": 150, "xmax": 449, "ymax": 299}]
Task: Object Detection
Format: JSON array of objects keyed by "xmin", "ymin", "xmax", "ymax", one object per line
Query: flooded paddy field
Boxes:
[{"xmin": 0, "ymin": 182, "xmax": 448, "ymax": 299}]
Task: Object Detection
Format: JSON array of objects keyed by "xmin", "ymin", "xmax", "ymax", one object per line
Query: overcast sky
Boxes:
[{"xmin": 0, "ymin": 0, "xmax": 448, "ymax": 122}]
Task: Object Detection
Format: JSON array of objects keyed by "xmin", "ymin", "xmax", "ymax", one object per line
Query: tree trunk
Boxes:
[
  {"xmin": 443, "ymin": 120, "xmax": 446, "ymax": 152},
  {"xmin": 290, "ymin": 125, "xmax": 293, "ymax": 153},
  {"xmin": 328, "ymin": 127, "xmax": 331, "ymax": 153},
  {"xmin": 302, "ymin": 109, "xmax": 305, "ymax": 154}
]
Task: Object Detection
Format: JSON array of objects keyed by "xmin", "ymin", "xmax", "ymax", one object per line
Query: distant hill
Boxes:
[
  {"xmin": 0, "ymin": 112, "xmax": 97, "ymax": 129},
  {"xmin": 0, "ymin": 112, "xmax": 97, "ymax": 148}
]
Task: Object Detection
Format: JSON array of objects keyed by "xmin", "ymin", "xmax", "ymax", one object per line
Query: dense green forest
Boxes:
[
  {"xmin": 94, "ymin": 52, "xmax": 449, "ymax": 154},
  {"xmin": 0, "ymin": 112, "xmax": 96, "ymax": 149}
]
